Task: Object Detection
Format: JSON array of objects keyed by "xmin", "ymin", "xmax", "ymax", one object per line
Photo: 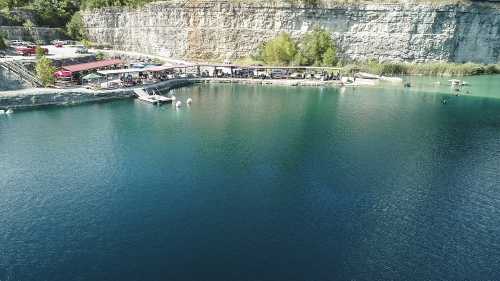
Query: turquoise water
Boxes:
[{"xmin": 1, "ymin": 76, "xmax": 500, "ymax": 280}]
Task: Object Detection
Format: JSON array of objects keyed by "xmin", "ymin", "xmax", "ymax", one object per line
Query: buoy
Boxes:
[
  {"xmin": 175, "ymin": 101, "xmax": 182, "ymax": 108},
  {"xmin": 5, "ymin": 109, "xmax": 13, "ymax": 114},
  {"xmin": 187, "ymin": 98, "xmax": 193, "ymax": 105}
]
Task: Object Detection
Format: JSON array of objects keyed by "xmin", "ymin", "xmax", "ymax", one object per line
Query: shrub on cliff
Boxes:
[
  {"xmin": 81, "ymin": 0, "xmax": 154, "ymax": 9},
  {"xmin": 255, "ymin": 27, "xmax": 338, "ymax": 67},
  {"xmin": 257, "ymin": 33, "xmax": 298, "ymax": 66},
  {"xmin": 36, "ymin": 56, "xmax": 56, "ymax": 86},
  {"xmin": 0, "ymin": 33, "xmax": 7, "ymax": 49},
  {"xmin": 296, "ymin": 27, "xmax": 338, "ymax": 66}
]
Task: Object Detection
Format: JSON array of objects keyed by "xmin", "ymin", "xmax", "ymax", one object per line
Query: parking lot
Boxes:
[{"xmin": 1, "ymin": 44, "xmax": 92, "ymax": 62}]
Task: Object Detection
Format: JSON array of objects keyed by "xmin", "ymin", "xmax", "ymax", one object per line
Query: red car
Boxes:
[
  {"xmin": 15, "ymin": 45, "xmax": 49, "ymax": 56},
  {"xmin": 54, "ymin": 70, "xmax": 73, "ymax": 79}
]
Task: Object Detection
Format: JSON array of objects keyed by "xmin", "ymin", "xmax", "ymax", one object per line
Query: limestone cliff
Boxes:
[
  {"xmin": 82, "ymin": 0, "xmax": 500, "ymax": 63},
  {"xmin": 0, "ymin": 26, "xmax": 67, "ymax": 43}
]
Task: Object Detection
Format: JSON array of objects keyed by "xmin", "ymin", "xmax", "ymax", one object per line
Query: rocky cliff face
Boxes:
[
  {"xmin": 0, "ymin": 26, "xmax": 67, "ymax": 43},
  {"xmin": 82, "ymin": 1, "xmax": 500, "ymax": 63}
]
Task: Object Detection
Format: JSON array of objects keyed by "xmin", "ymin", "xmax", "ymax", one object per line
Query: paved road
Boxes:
[
  {"xmin": 89, "ymin": 48, "xmax": 193, "ymax": 66},
  {"xmin": 2, "ymin": 45, "xmax": 193, "ymax": 67}
]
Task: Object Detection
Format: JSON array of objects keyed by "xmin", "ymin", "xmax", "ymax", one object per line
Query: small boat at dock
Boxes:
[
  {"xmin": 134, "ymin": 89, "xmax": 173, "ymax": 105},
  {"xmin": 449, "ymin": 79, "xmax": 468, "ymax": 86},
  {"xmin": 0, "ymin": 109, "xmax": 13, "ymax": 115}
]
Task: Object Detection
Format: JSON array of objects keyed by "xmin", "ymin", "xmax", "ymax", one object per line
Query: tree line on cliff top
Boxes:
[{"xmin": 0, "ymin": 0, "xmax": 157, "ymax": 28}]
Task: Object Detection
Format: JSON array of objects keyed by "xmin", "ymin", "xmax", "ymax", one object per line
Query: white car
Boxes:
[
  {"xmin": 290, "ymin": 73, "xmax": 304, "ymax": 79},
  {"xmin": 75, "ymin": 47, "xmax": 88, "ymax": 54},
  {"xmin": 8, "ymin": 40, "xmax": 24, "ymax": 46}
]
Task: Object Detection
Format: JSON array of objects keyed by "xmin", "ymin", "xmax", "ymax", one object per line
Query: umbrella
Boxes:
[{"xmin": 82, "ymin": 73, "xmax": 102, "ymax": 80}]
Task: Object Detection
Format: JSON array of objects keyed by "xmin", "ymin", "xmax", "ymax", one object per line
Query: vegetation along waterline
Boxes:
[{"xmin": 237, "ymin": 27, "xmax": 500, "ymax": 77}]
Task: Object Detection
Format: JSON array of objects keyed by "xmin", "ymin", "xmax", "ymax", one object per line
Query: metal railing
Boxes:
[{"xmin": 0, "ymin": 60, "xmax": 43, "ymax": 87}]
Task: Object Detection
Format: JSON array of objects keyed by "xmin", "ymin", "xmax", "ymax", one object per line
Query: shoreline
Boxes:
[
  {"xmin": 0, "ymin": 79, "xmax": 194, "ymax": 110},
  {"xmin": 0, "ymin": 78, "xmax": 344, "ymax": 110}
]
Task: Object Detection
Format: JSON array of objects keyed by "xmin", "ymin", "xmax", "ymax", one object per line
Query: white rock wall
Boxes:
[{"xmin": 82, "ymin": 1, "xmax": 500, "ymax": 63}]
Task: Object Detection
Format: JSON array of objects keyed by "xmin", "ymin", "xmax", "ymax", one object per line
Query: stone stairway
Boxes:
[{"xmin": 0, "ymin": 60, "xmax": 43, "ymax": 87}]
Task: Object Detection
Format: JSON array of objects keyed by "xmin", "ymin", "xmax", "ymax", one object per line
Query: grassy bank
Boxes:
[{"xmin": 343, "ymin": 62, "xmax": 500, "ymax": 77}]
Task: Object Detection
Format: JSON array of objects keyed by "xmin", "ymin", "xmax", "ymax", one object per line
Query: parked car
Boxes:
[
  {"xmin": 75, "ymin": 47, "xmax": 88, "ymax": 54},
  {"xmin": 54, "ymin": 70, "xmax": 73, "ymax": 79},
  {"xmin": 290, "ymin": 72, "xmax": 304, "ymax": 79},
  {"xmin": 255, "ymin": 70, "xmax": 270, "ymax": 79},
  {"xmin": 314, "ymin": 73, "xmax": 324, "ymax": 80},
  {"xmin": 0, "ymin": 51, "xmax": 5, "ymax": 58},
  {"xmin": 8, "ymin": 40, "xmax": 25, "ymax": 47},
  {"xmin": 15, "ymin": 45, "xmax": 49, "ymax": 56},
  {"xmin": 271, "ymin": 69, "xmax": 287, "ymax": 79}
]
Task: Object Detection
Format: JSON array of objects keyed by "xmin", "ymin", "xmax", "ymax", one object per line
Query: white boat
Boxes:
[
  {"xmin": 449, "ymin": 79, "xmax": 468, "ymax": 86},
  {"xmin": 6, "ymin": 109, "xmax": 13, "ymax": 114},
  {"xmin": 355, "ymin": 72, "xmax": 380, "ymax": 80},
  {"xmin": 0, "ymin": 110, "xmax": 5, "ymax": 115},
  {"xmin": 134, "ymin": 89, "xmax": 172, "ymax": 105}
]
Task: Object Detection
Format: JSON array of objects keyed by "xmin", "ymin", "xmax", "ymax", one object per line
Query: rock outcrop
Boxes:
[
  {"xmin": 0, "ymin": 26, "xmax": 67, "ymax": 43},
  {"xmin": 82, "ymin": 0, "xmax": 500, "ymax": 63}
]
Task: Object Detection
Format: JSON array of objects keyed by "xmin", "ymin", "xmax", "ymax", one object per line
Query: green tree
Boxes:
[
  {"xmin": 259, "ymin": 33, "xmax": 297, "ymax": 65},
  {"xmin": 322, "ymin": 47, "xmax": 337, "ymax": 66},
  {"xmin": 81, "ymin": 0, "xmax": 153, "ymax": 9},
  {"xmin": 32, "ymin": 0, "xmax": 80, "ymax": 27},
  {"xmin": 66, "ymin": 12, "xmax": 86, "ymax": 40},
  {"xmin": 23, "ymin": 19, "xmax": 35, "ymax": 31},
  {"xmin": 95, "ymin": 51, "xmax": 104, "ymax": 60},
  {"xmin": 81, "ymin": 39, "xmax": 93, "ymax": 48},
  {"xmin": 0, "ymin": 0, "xmax": 30, "ymax": 9},
  {"xmin": 35, "ymin": 45, "xmax": 45, "ymax": 58},
  {"xmin": 254, "ymin": 28, "xmax": 338, "ymax": 67},
  {"xmin": 36, "ymin": 56, "xmax": 56, "ymax": 86},
  {"xmin": 0, "ymin": 33, "xmax": 7, "ymax": 49},
  {"xmin": 297, "ymin": 27, "xmax": 337, "ymax": 66}
]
